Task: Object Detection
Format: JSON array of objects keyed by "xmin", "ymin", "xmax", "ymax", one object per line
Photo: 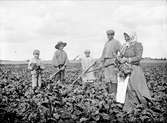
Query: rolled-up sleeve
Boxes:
[
  {"xmin": 129, "ymin": 42, "xmax": 143, "ymax": 63},
  {"xmin": 28, "ymin": 59, "xmax": 33, "ymax": 70}
]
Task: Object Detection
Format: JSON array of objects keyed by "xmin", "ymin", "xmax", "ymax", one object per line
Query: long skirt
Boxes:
[{"xmin": 123, "ymin": 65, "xmax": 152, "ymax": 112}]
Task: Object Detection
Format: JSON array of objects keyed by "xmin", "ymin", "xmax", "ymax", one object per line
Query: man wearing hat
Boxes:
[
  {"xmin": 100, "ymin": 30, "xmax": 122, "ymax": 95},
  {"xmin": 52, "ymin": 41, "xmax": 69, "ymax": 82}
]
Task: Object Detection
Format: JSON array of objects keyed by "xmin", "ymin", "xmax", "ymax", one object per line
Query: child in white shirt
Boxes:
[
  {"xmin": 80, "ymin": 49, "xmax": 96, "ymax": 82},
  {"xmin": 28, "ymin": 49, "xmax": 44, "ymax": 91}
]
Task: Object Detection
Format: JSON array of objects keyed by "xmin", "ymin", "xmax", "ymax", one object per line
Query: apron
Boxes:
[{"xmin": 116, "ymin": 75, "xmax": 129, "ymax": 103}]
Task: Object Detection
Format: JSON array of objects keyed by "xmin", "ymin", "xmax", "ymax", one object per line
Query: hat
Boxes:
[
  {"xmin": 33, "ymin": 49, "xmax": 40, "ymax": 55},
  {"xmin": 55, "ymin": 41, "xmax": 67, "ymax": 49},
  {"xmin": 106, "ymin": 29, "xmax": 115, "ymax": 35}
]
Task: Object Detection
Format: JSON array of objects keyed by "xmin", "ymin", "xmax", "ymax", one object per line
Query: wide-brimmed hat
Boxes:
[{"xmin": 55, "ymin": 41, "xmax": 67, "ymax": 49}]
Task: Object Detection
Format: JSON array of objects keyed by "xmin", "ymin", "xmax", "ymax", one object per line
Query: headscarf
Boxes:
[
  {"xmin": 121, "ymin": 31, "xmax": 137, "ymax": 55},
  {"xmin": 124, "ymin": 31, "xmax": 137, "ymax": 43}
]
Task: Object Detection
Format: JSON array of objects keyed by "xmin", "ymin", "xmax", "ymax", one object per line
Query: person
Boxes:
[
  {"xmin": 100, "ymin": 29, "xmax": 122, "ymax": 94},
  {"xmin": 28, "ymin": 49, "xmax": 44, "ymax": 92},
  {"xmin": 80, "ymin": 49, "xmax": 96, "ymax": 82},
  {"xmin": 118, "ymin": 31, "xmax": 152, "ymax": 113},
  {"xmin": 52, "ymin": 41, "xmax": 69, "ymax": 82}
]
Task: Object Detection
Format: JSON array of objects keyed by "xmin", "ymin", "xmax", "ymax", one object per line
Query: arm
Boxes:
[
  {"xmin": 100, "ymin": 43, "xmax": 106, "ymax": 63},
  {"xmin": 128, "ymin": 42, "xmax": 143, "ymax": 63},
  {"xmin": 119, "ymin": 43, "xmax": 127, "ymax": 57},
  {"xmin": 64, "ymin": 55, "xmax": 69, "ymax": 67},
  {"xmin": 28, "ymin": 59, "xmax": 34, "ymax": 70},
  {"xmin": 60, "ymin": 52, "xmax": 69, "ymax": 70},
  {"xmin": 28, "ymin": 61, "xmax": 32, "ymax": 70},
  {"xmin": 52, "ymin": 51, "xmax": 59, "ymax": 67}
]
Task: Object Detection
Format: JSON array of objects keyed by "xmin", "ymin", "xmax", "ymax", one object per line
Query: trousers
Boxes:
[
  {"xmin": 55, "ymin": 65, "xmax": 65, "ymax": 82},
  {"xmin": 32, "ymin": 73, "xmax": 42, "ymax": 89}
]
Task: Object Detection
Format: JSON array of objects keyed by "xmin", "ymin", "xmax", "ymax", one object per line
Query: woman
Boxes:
[{"xmin": 119, "ymin": 32, "xmax": 152, "ymax": 113}]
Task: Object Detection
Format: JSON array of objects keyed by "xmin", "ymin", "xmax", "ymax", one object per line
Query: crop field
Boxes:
[{"xmin": 0, "ymin": 61, "xmax": 167, "ymax": 123}]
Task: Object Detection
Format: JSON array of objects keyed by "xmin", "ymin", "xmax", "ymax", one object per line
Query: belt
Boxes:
[
  {"xmin": 131, "ymin": 61, "xmax": 140, "ymax": 66},
  {"xmin": 104, "ymin": 57, "xmax": 115, "ymax": 60}
]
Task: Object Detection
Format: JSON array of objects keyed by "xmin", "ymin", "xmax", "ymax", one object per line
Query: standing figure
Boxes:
[
  {"xmin": 100, "ymin": 30, "xmax": 122, "ymax": 94},
  {"xmin": 28, "ymin": 49, "xmax": 44, "ymax": 91},
  {"xmin": 52, "ymin": 41, "xmax": 69, "ymax": 82},
  {"xmin": 80, "ymin": 49, "xmax": 96, "ymax": 82},
  {"xmin": 119, "ymin": 32, "xmax": 152, "ymax": 112}
]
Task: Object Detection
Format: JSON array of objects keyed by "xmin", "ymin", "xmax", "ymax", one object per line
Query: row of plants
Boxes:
[{"xmin": 0, "ymin": 63, "xmax": 167, "ymax": 123}]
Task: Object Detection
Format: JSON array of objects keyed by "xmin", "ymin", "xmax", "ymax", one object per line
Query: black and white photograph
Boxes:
[{"xmin": 0, "ymin": 0, "xmax": 167, "ymax": 122}]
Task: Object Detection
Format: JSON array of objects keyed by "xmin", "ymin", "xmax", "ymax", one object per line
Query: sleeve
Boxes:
[
  {"xmin": 78, "ymin": 57, "xmax": 82, "ymax": 62},
  {"xmin": 117, "ymin": 41, "xmax": 122, "ymax": 52},
  {"xmin": 113, "ymin": 41, "xmax": 122, "ymax": 58},
  {"xmin": 100, "ymin": 44, "xmax": 106, "ymax": 62},
  {"xmin": 76, "ymin": 55, "xmax": 82, "ymax": 63},
  {"xmin": 28, "ymin": 59, "xmax": 33, "ymax": 70},
  {"xmin": 119, "ymin": 44, "xmax": 126, "ymax": 57},
  {"xmin": 129, "ymin": 42, "xmax": 143, "ymax": 63},
  {"xmin": 52, "ymin": 51, "xmax": 59, "ymax": 67}
]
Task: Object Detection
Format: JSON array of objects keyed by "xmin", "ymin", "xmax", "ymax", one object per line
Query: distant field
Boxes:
[{"xmin": 0, "ymin": 59, "xmax": 167, "ymax": 65}]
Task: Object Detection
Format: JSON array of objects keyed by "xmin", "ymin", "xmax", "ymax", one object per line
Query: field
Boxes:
[{"xmin": 0, "ymin": 60, "xmax": 167, "ymax": 123}]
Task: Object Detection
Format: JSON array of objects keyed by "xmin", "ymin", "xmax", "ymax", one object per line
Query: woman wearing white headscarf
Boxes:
[{"xmin": 117, "ymin": 31, "xmax": 151, "ymax": 113}]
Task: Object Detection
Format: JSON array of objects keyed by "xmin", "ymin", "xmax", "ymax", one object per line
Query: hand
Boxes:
[
  {"xmin": 99, "ymin": 63, "xmax": 104, "ymax": 69},
  {"xmin": 40, "ymin": 66, "xmax": 45, "ymax": 70},
  {"xmin": 30, "ymin": 63, "xmax": 39, "ymax": 70},
  {"xmin": 120, "ymin": 57, "xmax": 128, "ymax": 63},
  {"xmin": 93, "ymin": 60, "xmax": 97, "ymax": 65},
  {"xmin": 60, "ymin": 66, "xmax": 65, "ymax": 70},
  {"xmin": 54, "ymin": 66, "xmax": 58, "ymax": 69}
]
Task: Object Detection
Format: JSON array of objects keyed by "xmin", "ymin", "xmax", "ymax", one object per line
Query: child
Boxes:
[
  {"xmin": 80, "ymin": 49, "xmax": 96, "ymax": 82},
  {"xmin": 28, "ymin": 49, "xmax": 44, "ymax": 91},
  {"xmin": 52, "ymin": 41, "xmax": 69, "ymax": 82}
]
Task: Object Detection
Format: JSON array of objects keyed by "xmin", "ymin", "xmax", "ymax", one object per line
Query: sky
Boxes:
[{"xmin": 0, "ymin": 0, "xmax": 167, "ymax": 60}]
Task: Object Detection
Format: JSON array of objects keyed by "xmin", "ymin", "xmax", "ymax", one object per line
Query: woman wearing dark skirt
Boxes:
[{"xmin": 118, "ymin": 32, "xmax": 152, "ymax": 113}]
